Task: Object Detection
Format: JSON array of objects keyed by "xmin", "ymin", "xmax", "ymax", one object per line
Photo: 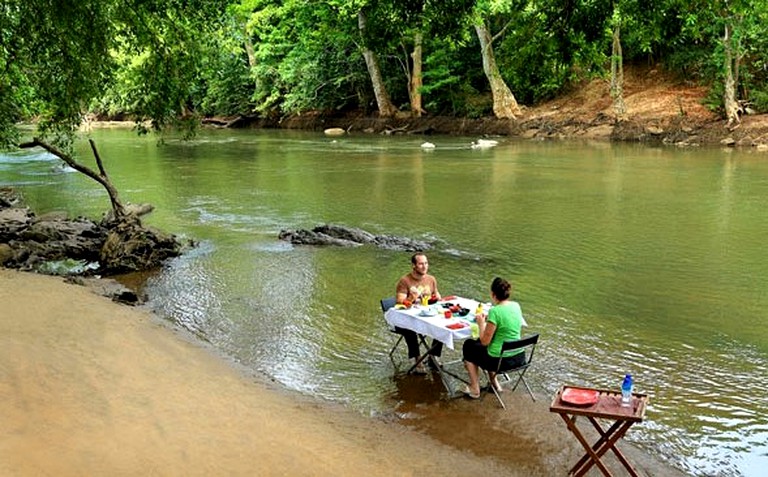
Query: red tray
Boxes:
[{"xmin": 560, "ymin": 387, "xmax": 600, "ymax": 407}]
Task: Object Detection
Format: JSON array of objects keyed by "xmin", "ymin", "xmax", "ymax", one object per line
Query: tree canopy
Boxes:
[{"xmin": 2, "ymin": 0, "xmax": 768, "ymax": 145}]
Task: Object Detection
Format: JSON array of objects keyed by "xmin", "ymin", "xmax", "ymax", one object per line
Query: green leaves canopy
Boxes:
[
  {"xmin": 3, "ymin": 0, "xmax": 768, "ymax": 141},
  {"xmin": 0, "ymin": 0, "xmax": 227, "ymax": 148}
]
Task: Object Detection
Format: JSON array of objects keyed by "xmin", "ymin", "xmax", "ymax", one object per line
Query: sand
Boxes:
[{"xmin": 0, "ymin": 269, "xmax": 685, "ymax": 476}]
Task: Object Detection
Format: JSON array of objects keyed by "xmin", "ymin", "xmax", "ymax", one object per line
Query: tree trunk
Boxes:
[
  {"xmin": 723, "ymin": 23, "xmax": 740, "ymax": 126},
  {"xmin": 410, "ymin": 31, "xmax": 424, "ymax": 117},
  {"xmin": 610, "ymin": 23, "xmax": 626, "ymax": 118},
  {"xmin": 474, "ymin": 23, "xmax": 520, "ymax": 119},
  {"xmin": 358, "ymin": 10, "xmax": 398, "ymax": 117},
  {"xmin": 243, "ymin": 30, "xmax": 257, "ymax": 69}
]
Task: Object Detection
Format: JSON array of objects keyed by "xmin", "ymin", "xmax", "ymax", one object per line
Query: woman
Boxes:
[{"xmin": 461, "ymin": 277, "xmax": 525, "ymax": 399}]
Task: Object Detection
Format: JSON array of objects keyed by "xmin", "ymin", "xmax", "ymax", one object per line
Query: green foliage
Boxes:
[
  {"xmin": 421, "ymin": 38, "xmax": 488, "ymax": 116},
  {"xmin": 750, "ymin": 90, "xmax": 768, "ymax": 113},
  {"xmin": 1, "ymin": 0, "xmax": 119, "ymax": 148},
  {"xmin": 1, "ymin": 0, "xmax": 228, "ymax": 147},
  {"xmin": 2, "ymin": 0, "xmax": 768, "ymax": 135},
  {"xmin": 243, "ymin": 0, "xmax": 372, "ymax": 115}
]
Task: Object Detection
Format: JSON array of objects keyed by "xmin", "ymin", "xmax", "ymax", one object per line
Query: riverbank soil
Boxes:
[
  {"xmin": 1, "ymin": 269, "xmax": 686, "ymax": 476},
  {"xmin": 248, "ymin": 65, "xmax": 768, "ymax": 148}
]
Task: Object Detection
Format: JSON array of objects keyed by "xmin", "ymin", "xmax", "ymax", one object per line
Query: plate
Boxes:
[
  {"xmin": 419, "ymin": 308, "xmax": 438, "ymax": 317},
  {"xmin": 560, "ymin": 387, "xmax": 600, "ymax": 407},
  {"xmin": 446, "ymin": 322, "xmax": 467, "ymax": 330}
]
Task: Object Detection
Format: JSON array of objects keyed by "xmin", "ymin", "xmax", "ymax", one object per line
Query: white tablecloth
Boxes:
[
  {"xmin": 383, "ymin": 296, "xmax": 528, "ymax": 350},
  {"xmin": 384, "ymin": 297, "xmax": 481, "ymax": 350}
]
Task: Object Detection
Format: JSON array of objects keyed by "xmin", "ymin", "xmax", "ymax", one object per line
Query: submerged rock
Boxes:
[{"xmin": 279, "ymin": 224, "xmax": 432, "ymax": 252}]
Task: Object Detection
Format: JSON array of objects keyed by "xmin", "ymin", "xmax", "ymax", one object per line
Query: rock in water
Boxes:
[
  {"xmin": 278, "ymin": 224, "xmax": 432, "ymax": 252},
  {"xmin": 324, "ymin": 128, "xmax": 346, "ymax": 136}
]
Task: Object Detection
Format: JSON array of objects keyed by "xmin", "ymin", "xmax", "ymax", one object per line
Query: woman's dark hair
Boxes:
[{"xmin": 491, "ymin": 277, "xmax": 512, "ymax": 300}]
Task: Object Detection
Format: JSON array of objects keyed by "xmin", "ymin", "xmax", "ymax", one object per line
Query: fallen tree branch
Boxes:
[{"xmin": 19, "ymin": 137, "xmax": 126, "ymax": 218}]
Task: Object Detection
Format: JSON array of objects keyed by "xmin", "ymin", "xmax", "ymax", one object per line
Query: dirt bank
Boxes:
[{"xmin": 231, "ymin": 66, "xmax": 768, "ymax": 149}]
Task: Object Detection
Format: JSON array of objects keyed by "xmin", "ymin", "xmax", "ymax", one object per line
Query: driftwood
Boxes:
[
  {"xmin": 278, "ymin": 224, "xmax": 432, "ymax": 252},
  {"xmin": 20, "ymin": 138, "xmax": 127, "ymax": 219},
  {"xmin": 383, "ymin": 124, "xmax": 410, "ymax": 135}
]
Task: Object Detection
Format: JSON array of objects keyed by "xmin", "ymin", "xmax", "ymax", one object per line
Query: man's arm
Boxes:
[
  {"xmin": 396, "ymin": 291, "xmax": 408, "ymax": 304},
  {"xmin": 431, "ymin": 276, "xmax": 441, "ymax": 300},
  {"xmin": 395, "ymin": 277, "xmax": 409, "ymax": 304}
]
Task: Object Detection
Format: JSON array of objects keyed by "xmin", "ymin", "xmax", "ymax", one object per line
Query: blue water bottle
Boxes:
[{"xmin": 621, "ymin": 374, "xmax": 633, "ymax": 407}]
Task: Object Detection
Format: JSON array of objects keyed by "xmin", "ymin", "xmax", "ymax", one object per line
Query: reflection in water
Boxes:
[{"xmin": 3, "ymin": 130, "xmax": 768, "ymax": 476}]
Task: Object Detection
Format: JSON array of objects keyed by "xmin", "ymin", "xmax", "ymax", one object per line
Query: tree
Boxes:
[
  {"xmin": 0, "ymin": 0, "xmax": 221, "ymax": 273},
  {"xmin": 675, "ymin": 0, "xmax": 768, "ymax": 122},
  {"xmin": 609, "ymin": 4, "xmax": 626, "ymax": 118},
  {"xmin": 472, "ymin": 1, "xmax": 522, "ymax": 119},
  {"xmin": 722, "ymin": 15, "xmax": 741, "ymax": 125},
  {"xmin": 397, "ymin": 0, "xmax": 474, "ymax": 117},
  {"xmin": 358, "ymin": 7, "xmax": 399, "ymax": 117},
  {"xmin": 474, "ymin": 22, "xmax": 521, "ymax": 119}
]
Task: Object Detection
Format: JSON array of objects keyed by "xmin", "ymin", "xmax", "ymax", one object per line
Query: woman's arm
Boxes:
[{"xmin": 476, "ymin": 315, "xmax": 496, "ymax": 346}]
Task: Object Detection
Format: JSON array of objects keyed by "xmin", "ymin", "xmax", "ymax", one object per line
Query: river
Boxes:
[{"xmin": 2, "ymin": 128, "xmax": 767, "ymax": 476}]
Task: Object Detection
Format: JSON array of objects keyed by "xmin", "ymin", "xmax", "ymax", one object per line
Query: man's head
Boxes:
[{"xmin": 411, "ymin": 252, "xmax": 429, "ymax": 277}]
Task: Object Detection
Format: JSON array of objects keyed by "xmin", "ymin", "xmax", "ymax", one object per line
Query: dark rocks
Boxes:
[
  {"xmin": 0, "ymin": 207, "xmax": 32, "ymax": 239},
  {"xmin": 99, "ymin": 216, "xmax": 184, "ymax": 275},
  {"xmin": 0, "ymin": 187, "xmax": 187, "ymax": 276},
  {"xmin": 0, "ymin": 243, "xmax": 13, "ymax": 264},
  {"xmin": 279, "ymin": 224, "xmax": 432, "ymax": 252}
]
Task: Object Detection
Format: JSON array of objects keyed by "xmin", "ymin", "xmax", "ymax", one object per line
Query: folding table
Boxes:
[
  {"xmin": 549, "ymin": 385, "xmax": 649, "ymax": 477},
  {"xmin": 383, "ymin": 297, "xmax": 480, "ymax": 393}
]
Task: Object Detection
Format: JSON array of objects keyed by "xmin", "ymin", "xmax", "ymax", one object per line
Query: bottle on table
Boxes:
[{"xmin": 621, "ymin": 374, "xmax": 633, "ymax": 407}]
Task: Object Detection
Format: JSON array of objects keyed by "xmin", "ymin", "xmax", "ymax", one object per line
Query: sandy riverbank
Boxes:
[{"xmin": 0, "ymin": 269, "xmax": 686, "ymax": 476}]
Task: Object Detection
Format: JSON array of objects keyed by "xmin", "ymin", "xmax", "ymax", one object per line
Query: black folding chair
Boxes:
[
  {"xmin": 380, "ymin": 297, "xmax": 402, "ymax": 357},
  {"xmin": 485, "ymin": 333, "xmax": 540, "ymax": 409},
  {"xmin": 381, "ymin": 297, "xmax": 431, "ymax": 370}
]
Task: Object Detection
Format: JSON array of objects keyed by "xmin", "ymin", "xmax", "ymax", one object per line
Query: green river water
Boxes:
[{"xmin": 2, "ymin": 128, "xmax": 767, "ymax": 476}]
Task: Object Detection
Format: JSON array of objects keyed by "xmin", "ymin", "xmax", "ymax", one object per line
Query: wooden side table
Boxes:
[{"xmin": 549, "ymin": 385, "xmax": 649, "ymax": 477}]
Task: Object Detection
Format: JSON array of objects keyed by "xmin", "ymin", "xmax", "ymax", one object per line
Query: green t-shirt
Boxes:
[{"xmin": 487, "ymin": 301, "xmax": 524, "ymax": 358}]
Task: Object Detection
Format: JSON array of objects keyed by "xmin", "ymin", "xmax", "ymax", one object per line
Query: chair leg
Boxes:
[
  {"xmin": 509, "ymin": 372, "xmax": 536, "ymax": 402},
  {"xmin": 388, "ymin": 335, "xmax": 403, "ymax": 358},
  {"xmin": 521, "ymin": 377, "xmax": 536, "ymax": 402}
]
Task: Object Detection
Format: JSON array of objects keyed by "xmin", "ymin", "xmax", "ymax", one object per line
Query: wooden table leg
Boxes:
[
  {"xmin": 559, "ymin": 414, "xmax": 614, "ymax": 477},
  {"xmin": 572, "ymin": 418, "xmax": 637, "ymax": 477},
  {"xmin": 570, "ymin": 419, "xmax": 622, "ymax": 475},
  {"xmin": 588, "ymin": 417, "xmax": 639, "ymax": 476}
]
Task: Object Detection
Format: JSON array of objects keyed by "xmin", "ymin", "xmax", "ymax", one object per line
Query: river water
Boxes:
[{"xmin": 2, "ymin": 128, "xmax": 767, "ymax": 476}]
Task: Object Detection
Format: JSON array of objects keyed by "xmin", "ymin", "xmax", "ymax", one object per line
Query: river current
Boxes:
[{"xmin": 2, "ymin": 128, "xmax": 767, "ymax": 476}]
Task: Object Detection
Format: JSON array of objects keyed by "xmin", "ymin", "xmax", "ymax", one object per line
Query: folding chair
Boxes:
[
  {"xmin": 380, "ymin": 297, "xmax": 402, "ymax": 357},
  {"xmin": 485, "ymin": 333, "xmax": 540, "ymax": 409},
  {"xmin": 381, "ymin": 297, "xmax": 431, "ymax": 369}
]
